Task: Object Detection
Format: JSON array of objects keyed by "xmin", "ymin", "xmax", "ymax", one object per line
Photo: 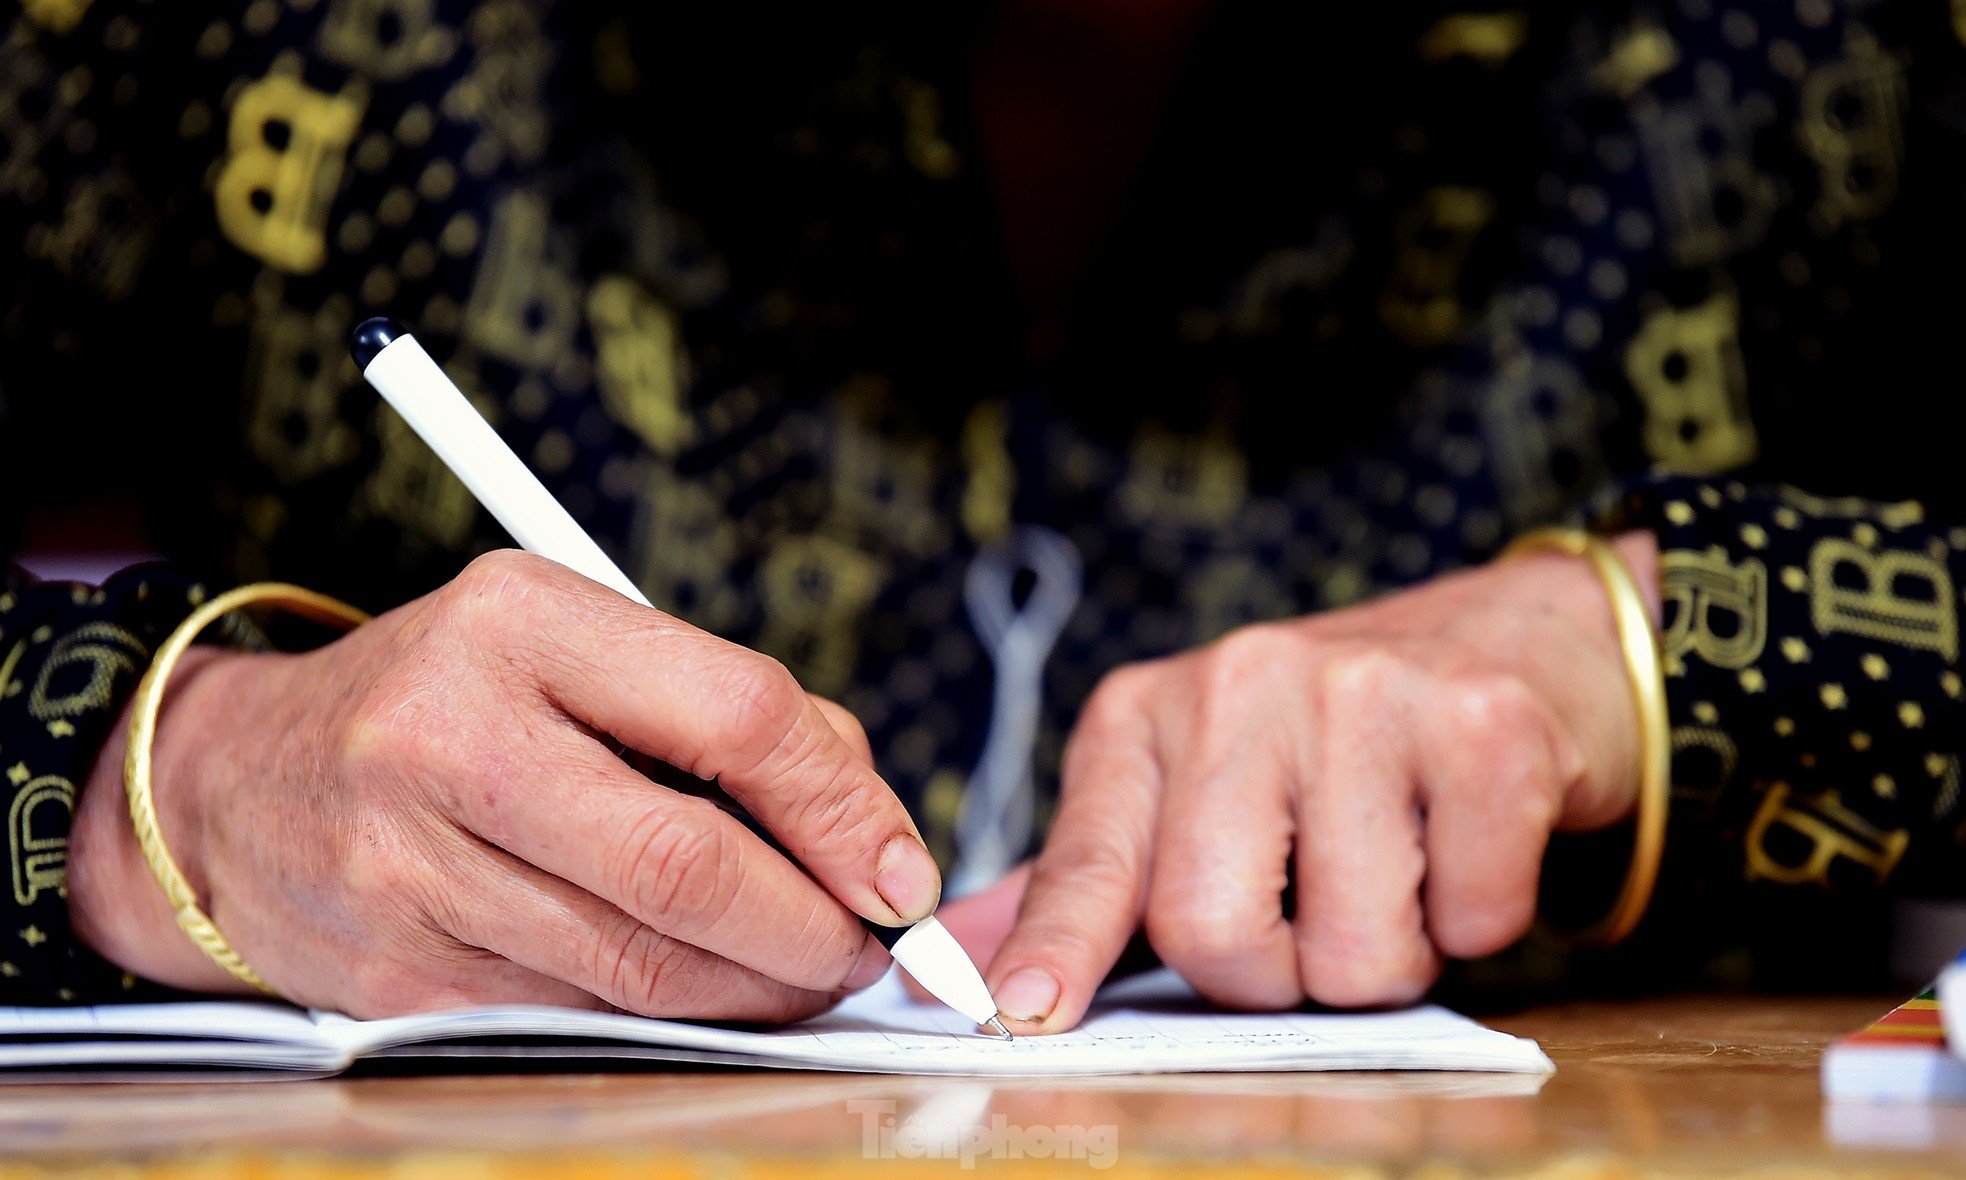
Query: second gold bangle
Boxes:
[
  {"xmin": 1501, "ymin": 527, "xmax": 1670, "ymax": 948},
  {"xmin": 124, "ymin": 583, "xmax": 371, "ymax": 998}
]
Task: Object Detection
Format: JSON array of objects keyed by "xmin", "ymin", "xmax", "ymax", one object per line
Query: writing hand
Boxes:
[{"xmin": 68, "ymin": 551, "xmax": 935, "ymax": 1020}]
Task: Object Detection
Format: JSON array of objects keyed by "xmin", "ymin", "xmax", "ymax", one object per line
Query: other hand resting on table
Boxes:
[{"xmin": 931, "ymin": 532, "xmax": 1661, "ymax": 1032}]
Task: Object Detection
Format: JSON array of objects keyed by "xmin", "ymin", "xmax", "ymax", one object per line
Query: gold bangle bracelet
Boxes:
[
  {"xmin": 1501, "ymin": 527, "xmax": 1670, "ymax": 948},
  {"xmin": 124, "ymin": 583, "xmax": 371, "ymax": 997}
]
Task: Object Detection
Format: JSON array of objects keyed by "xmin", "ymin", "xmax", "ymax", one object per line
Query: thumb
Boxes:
[{"xmin": 900, "ymin": 863, "xmax": 1030, "ymax": 1002}]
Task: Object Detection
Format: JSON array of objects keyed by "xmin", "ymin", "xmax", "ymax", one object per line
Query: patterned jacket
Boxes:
[{"xmin": 2, "ymin": 0, "xmax": 1960, "ymax": 999}]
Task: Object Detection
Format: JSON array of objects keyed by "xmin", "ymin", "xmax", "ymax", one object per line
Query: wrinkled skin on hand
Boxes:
[
  {"xmin": 71, "ymin": 550, "xmax": 943, "ymax": 1021},
  {"xmin": 930, "ymin": 533, "xmax": 1660, "ymax": 1032}
]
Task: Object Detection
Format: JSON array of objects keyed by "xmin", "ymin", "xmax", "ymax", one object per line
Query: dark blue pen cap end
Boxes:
[{"xmin": 350, "ymin": 316, "xmax": 408, "ymax": 369}]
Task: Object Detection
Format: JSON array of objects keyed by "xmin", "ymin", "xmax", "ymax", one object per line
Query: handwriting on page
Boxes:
[{"xmin": 715, "ymin": 970, "xmax": 1551, "ymax": 1076}]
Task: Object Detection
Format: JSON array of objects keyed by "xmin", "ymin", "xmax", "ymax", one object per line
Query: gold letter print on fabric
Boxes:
[
  {"xmin": 1640, "ymin": 85, "xmax": 1776, "ymax": 266},
  {"xmin": 27, "ymin": 622, "xmax": 147, "ymax": 721},
  {"xmin": 447, "ymin": 1, "xmax": 551, "ymax": 167},
  {"xmin": 1481, "ymin": 351, "xmax": 1609, "ymax": 526},
  {"xmin": 319, "ymin": 0, "xmax": 453, "ymax": 81},
  {"xmin": 1591, "ymin": 24, "xmax": 1678, "ymax": 98},
  {"xmin": 1797, "ymin": 36, "xmax": 1904, "ymax": 231},
  {"xmin": 20, "ymin": 0, "xmax": 92, "ymax": 34},
  {"xmin": 627, "ymin": 465, "xmax": 743, "ymax": 634},
  {"xmin": 244, "ymin": 295, "xmax": 361, "ymax": 482},
  {"xmin": 1117, "ymin": 427, "xmax": 1248, "ymax": 529},
  {"xmin": 960, "ymin": 400, "xmax": 1014, "ymax": 545},
  {"xmin": 1380, "ymin": 186, "xmax": 1495, "ymax": 348},
  {"xmin": 758, "ymin": 536, "xmax": 882, "ymax": 697},
  {"xmin": 27, "ymin": 169, "xmax": 154, "ymax": 301},
  {"xmin": 214, "ymin": 74, "xmax": 364, "ymax": 274},
  {"xmin": 1624, "ymin": 292, "xmax": 1757, "ymax": 474},
  {"xmin": 832, "ymin": 394, "xmax": 948, "ymax": 558},
  {"xmin": 587, "ymin": 275, "xmax": 693, "ymax": 457},
  {"xmin": 10, "ymin": 775, "xmax": 74, "ymax": 906},
  {"xmin": 1809, "ymin": 539, "xmax": 1958, "ymax": 659},
  {"xmin": 1745, "ymin": 783, "xmax": 1908, "ymax": 887},
  {"xmin": 1661, "ymin": 547, "xmax": 1767, "ymax": 670},
  {"xmin": 465, "ymin": 191, "xmax": 579, "ymax": 367},
  {"xmin": 1416, "ymin": 12, "xmax": 1528, "ymax": 67},
  {"xmin": 1669, "ymin": 724, "xmax": 1739, "ymax": 814}
]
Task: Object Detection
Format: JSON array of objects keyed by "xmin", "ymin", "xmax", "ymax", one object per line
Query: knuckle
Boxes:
[
  {"xmin": 1200, "ymin": 626, "xmax": 1282, "ymax": 695},
  {"xmin": 709, "ymin": 654, "xmax": 804, "ymax": 765},
  {"xmin": 1038, "ymin": 832, "xmax": 1141, "ymax": 906},
  {"xmin": 336, "ymin": 696, "xmax": 414, "ymax": 780},
  {"xmin": 333, "ymin": 658, "xmax": 462, "ymax": 780},
  {"xmin": 1438, "ymin": 680, "xmax": 1566, "ymax": 827},
  {"xmin": 1215, "ymin": 622, "xmax": 1290, "ymax": 665},
  {"xmin": 832, "ymin": 710, "xmax": 870, "ymax": 755},
  {"xmin": 1100, "ymin": 662, "xmax": 1157, "ymax": 703},
  {"xmin": 779, "ymin": 758, "xmax": 885, "ymax": 852},
  {"xmin": 1317, "ymin": 648, "xmax": 1411, "ymax": 709},
  {"xmin": 1504, "ymin": 763, "xmax": 1565, "ymax": 831},
  {"xmin": 443, "ymin": 550, "xmax": 556, "ymax": 645},
  {"xmin": 610, "ymin": 804, "xmax": 738, "ymax": 928},
  {"xmin": 446, "ymin": 549, "xmax": 528, "ymax": 612},
  {"xmin": 337, "ymin": 687, "xmax": 525, "ymax": 824},
  {"xmin": 1087, "ymin": 664, "xmax": 1154, "ymax": 717},
  {"xmin": 1069, "ymin": 666, "xmax": 1156, "ymax": 754},
  {"xmin": 453, "ymin": 548, "xmax": 545, "ymax": 596},
  {"xmin": 1145, "ymin": 898, "xmax": 1246, "ymax": 974},
  {"xmin": 816, "ymin": 698, "xmax": 870, "ymax": 750},
  {"xmin": 1448, "ymin": 674, "xmax": 1545, "ymax": 738}
]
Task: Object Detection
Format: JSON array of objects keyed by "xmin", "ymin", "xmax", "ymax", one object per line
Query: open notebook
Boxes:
[{"xmin": 0, "ymin": 968, "xmax": 1552, "ymax": 1082}]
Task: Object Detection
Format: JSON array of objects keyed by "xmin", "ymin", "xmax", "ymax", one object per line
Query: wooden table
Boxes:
[{"xmin": 0, "ymin": 993, "xmax": 1957, "ymax": 1176}]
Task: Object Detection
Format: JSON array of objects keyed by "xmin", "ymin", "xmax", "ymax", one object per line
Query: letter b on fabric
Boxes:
[{"xmin": 214, "ymin": 74, "xmax": 364, "ymax": 274}]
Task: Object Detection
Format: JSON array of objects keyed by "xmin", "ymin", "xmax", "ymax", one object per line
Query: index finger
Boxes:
[
  {"xmin": 490, "ymin": 553, "xmax": 937, "ymax": 927},
  {"xmin": 981, "ymin": 672, "xmax": 1164, "ymax": 1033}
]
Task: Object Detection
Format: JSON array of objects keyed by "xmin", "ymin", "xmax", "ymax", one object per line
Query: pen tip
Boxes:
[{"xmin": 986, "ymin": 1015, "xmax": 1013, "ymax": 1041}]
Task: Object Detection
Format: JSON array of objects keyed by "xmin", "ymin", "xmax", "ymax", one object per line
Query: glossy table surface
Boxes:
[{"xmin": 0, "ymin": 992, "xmax": 1958, "ymax": 1176}]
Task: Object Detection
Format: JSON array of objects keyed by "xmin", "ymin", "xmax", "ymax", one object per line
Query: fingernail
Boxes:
[
  {"xmin": 875, "ymin": 834, "xmax": 941, "ymax": 922},
  {"xmin": 992, "ymin": 967, "xmax": 1060, "ymax": 1024},
  {"xmin": 845, "ymin": 936, "xmax": 891, "ymax": 990}
]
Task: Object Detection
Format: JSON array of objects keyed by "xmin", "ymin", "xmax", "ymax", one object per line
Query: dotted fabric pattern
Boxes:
[
  {"xmin": 1604, "ymin": 476, "xmax": 1966, "ymax": 902},
  {"xmin": 0, "ymin": 564, "xmax": 231, "ymax": 1004}
]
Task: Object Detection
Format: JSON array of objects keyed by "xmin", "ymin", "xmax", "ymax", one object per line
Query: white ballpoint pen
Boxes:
[{"xmin": 350, "ymin": 316, "xmax": 1011, "ymax": 1040}]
